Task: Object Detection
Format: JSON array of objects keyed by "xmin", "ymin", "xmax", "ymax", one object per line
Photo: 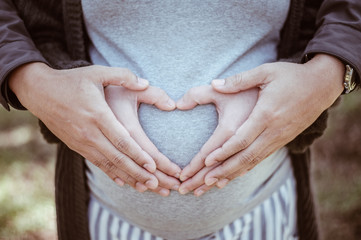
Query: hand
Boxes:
[
  {"xmin": 9, "ymin": 62, "xmax": 169, "ymax": 191},
  {"xmin": 176, "ymin": 85, "xmax": 259, "ymax": 196},
  {"xmin": 105, "ymin": 85, "xmax": 182, "ymax": 196},
  {"xmin": 189, "ymin": 54, "xmax": 344, "ymax": 191}
]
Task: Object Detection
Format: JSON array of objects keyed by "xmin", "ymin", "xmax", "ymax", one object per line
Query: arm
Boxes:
[
  {"xmin": 3, "ymin": 0, "xmax": 181, "ymax": 193},
  {"xmin": 179, "ymin": 0, "xmax": 361, "ymax": 194},
  {"xmin": 303, "ymin": 0, "xmax": 361, "ymax": 85},
  {"xmin": 0, "ymin": 0, "xmax": 47, "ymax": 110}
]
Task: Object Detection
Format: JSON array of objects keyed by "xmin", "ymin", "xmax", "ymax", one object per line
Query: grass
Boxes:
[{"xmin": 0, "ymin": 91, "xmax": 360, "ymax": 240}]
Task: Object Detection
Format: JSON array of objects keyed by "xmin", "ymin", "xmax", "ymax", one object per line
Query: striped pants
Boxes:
[{"xmin": 88, "ymin": 176, "xmax": 298, "ymax": 240}]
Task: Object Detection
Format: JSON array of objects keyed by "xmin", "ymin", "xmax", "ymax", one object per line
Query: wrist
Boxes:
[
  {"xmin": 305, "ymin": 53, "xmax": 344, "ymax": 96},
  {"xmin": 8, "ymin": 62, "xmax": 54, "ymax": 105}
]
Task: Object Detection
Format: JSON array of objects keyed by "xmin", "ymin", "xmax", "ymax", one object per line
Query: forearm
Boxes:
[{"xmin": 303, "ymin": 0, "xmax": 361, "ymax": 86}]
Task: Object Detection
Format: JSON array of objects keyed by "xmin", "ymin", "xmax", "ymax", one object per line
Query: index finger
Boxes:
[
  {"xmin": 204, "ymin": 107, "xmax": 266, "ymax": 167},
  {"xmin": 180, "ymin": 123, "xmax": 234, "ymax": 181},
  {"xmin": 98, "ymin": 108, "xmax": 157, "ymax": 173}
]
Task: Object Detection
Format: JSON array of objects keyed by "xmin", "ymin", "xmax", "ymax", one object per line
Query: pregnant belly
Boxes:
[
  {"xmin": 138, "ymin": 103, "xmax": 218, "ymax": 168},
  {"xmin": 86, "ymin": 100, "xmax": 289, "ymax": 239}
]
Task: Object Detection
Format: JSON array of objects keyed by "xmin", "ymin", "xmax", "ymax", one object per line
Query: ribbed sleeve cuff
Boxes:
[{"xmin": 303, "ymin": 23, "xmax": 361, "ymax": 86}]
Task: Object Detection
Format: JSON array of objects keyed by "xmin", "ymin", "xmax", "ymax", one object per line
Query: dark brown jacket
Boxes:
[{"xmin": 1, "ymin": 0, "xmax": 361, "ymax": 239}]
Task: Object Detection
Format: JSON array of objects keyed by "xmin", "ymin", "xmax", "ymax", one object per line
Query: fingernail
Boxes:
[
  {"xmin": 159, "ymin": 189, "xmax": 170, "ymax": 197},
  {"xmin": 145, "ymin": 179, "xmax": 158, "ymax": 189},
  {"xmin": 217, "ymin": 179, "xmax": 229, "ymax": 189},
  {"xmin": 172, "ymin": 184, "xmax": 180, "ymax": 191},
  {"xmin": 179, "ymin": 187, "xmax": 189, "ymax": 195},
  {"xmin": 167, "ymin": 99, "xmax": 175, "ymax": 108},
  {"xmin": 180, "ymin": 174, "xmax": 188, "ymax": 182},
  {"xmin": 205, "ymin": 158, "xmax": 215, "ymax": 167},
  {"xmin": 138, "ymin": 77, "xmax": 149, "ymax": 86},
  {"xmin": 136, "ymin": 182, "xmax": 148, "ymax": 192},
  {"xmin": 176, "ymin": 98, "xmax": 184, "ymax": 108},
  {"xmin": 143, "ymin": 163, "xmax": 156, "ymax": 173},
  {"xmin": 212, "ymin": 79, "xmax": 225, "ymax": 86},
  {"xmin": 195, "ymin": 189, "xmax": 204, "ymax": 197},
  {"xmin": 205, "ymin": 178, "xmax": 218, "ymax": 186},
  {"xmin": 115, "ymin": 178, "xmax": 125, "ymax": 187}
]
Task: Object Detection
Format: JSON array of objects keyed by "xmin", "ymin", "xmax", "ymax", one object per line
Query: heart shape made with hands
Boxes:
[{"xmin": 138, "ymin": 103, "xmax": 218, "ymax": 169}]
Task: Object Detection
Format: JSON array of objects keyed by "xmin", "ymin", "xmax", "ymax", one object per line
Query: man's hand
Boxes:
[
  {"xmin": 181, "ymin": 54, "xmax": 344, "ymax": 195},
  {"xmin": 105, "ymin": 85, "xmax": 182, "ymax": 196},
  {"xmin": 176, "ymin": 85, "xmax": 258, "ymax": 196},
  {"xmin": 9, "ymin": 62, "xmax": 175, "ymax": 192}
]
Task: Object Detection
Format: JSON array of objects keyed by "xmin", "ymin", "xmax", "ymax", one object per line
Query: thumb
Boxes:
[
  {"xmin": 211, "ymin": 65, "xmax": 267, "ymax": 93},
  {"xmin": 98, "ymin": 66, "xmax": 149, "ymax": 90},
  {"xmin": 137, "ymin": 86, "xmax": 176, "ymax": 111},
  {"xmin": 176, "ymin": 85, "xmax": 215, "ymax": 110}
]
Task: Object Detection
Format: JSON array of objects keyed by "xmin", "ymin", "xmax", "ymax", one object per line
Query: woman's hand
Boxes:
[
  {"xmin": 9, "ymin": 62, "xmax": 180, "ymax": 193},
  {"xmin": 176, "ymin": 85, "xmax": 259, "ymax": 196},
  {"xmin": 105, "ymin": 85, "xmax": 182, "ymax": 196},
  {"xmin": 180, "ymin": 54, "xmax": 344, "ymax": 195}
]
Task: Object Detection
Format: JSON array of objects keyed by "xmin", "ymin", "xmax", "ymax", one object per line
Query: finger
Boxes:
[
  {"xmin": 98, "ymin": 66, "xmax": 149, "ymax": 90},
  {"xmin": 154, "ymin": 170, "xmax": 181, "ymax": 191},
  {"xmin": 205, "ymin": 109, "xmax": 266, "ymax": 167},
  {"xmin": 176, "ymin": 85, "xmax": 215, "ymax": 110},
  {"xmin": 179, "ymin": 165, "xmax": 218, "ymax": 195},
  {"xmin": 151, "ymin": 187, "xmax": 171, "ymax": 197},
  {"xmin": 194, "ymin": 184, "xmax": 214, "ymax": 197},
  {"xmin": 211, "ymin": 65, "xmax": 268, "ymax": 93},
  {"xmin": 180, "ymin": 123, "xmax": 234, "ymax": 181},
  {"xmin": 84, "ymin": 147, "xmax": 142, "ymax": 190},
  {"xmin": 92, "ymin": 130, "xmax": 159, "ymax": 189},
  {"xmin": 120, "ymin": 111, "xmax": 182, "ymax": 179},
  {"xmin": 98, "ymin": 108, "xmax": 157, "ymax": 173},
  {"xmin": 204, "ymin": 134, "xmax": 270, "ymax": 186},
  {"xmin": 137, "ymin": 86, "xmax": 176, "ymax": 111},
  {"xmin": 214, "ymin": 171, "xmax": 248, "ymax": 189}
]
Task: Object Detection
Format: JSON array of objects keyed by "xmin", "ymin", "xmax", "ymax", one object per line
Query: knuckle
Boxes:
[
  {"xmin": 103, "ymin": 160, "xmax": 117, "ymax": 173},
  {"xmin": 150, "ymin": 150, "xmax": 163, "ymax": 164},
  {"xmin": 235, "ymin": 138, "xmax": 249, "ymax": 150},
  {"xmin": 93, "ymin": 160, "xmax": 103, "ymax": 168},
  {"xmin": 239, "ymin": 151, "xmax": 257, "ymax": 165},
  {"xmin": 227, "ymin": 73, "xmax": 242, "ymax": 87},
  {"xmin": 76, "ymin": 127, "xmax": 94, "ymax": 145},
  {"xmin": 123, "ymin": 175, "xmax": 136, "ymax": 187},
  {"xmin": 111, "ymin": 153, "xmax": 127, "ymax": 167},
  {"xmin": 119, "ymin": 68, "xmax": 136, "ymax": 81},
  {"xmin": 218, "ymin": 166, "xmax": 232, "ymax": 178},
  {"xmin": 132, "ymin": 171, "xmax": 144, "ymax": 181},
  {"xmin": 114, "ymin": 137, "xmax": 130, "ymax": 151}
]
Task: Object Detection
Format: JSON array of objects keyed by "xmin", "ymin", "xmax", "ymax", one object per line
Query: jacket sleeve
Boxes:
[
  {"xmin": 303, "ymin": 0, "xmax": 361, "ymax": 86},
  {"xmin": 287, "ymin": 0, "xmax": 361, "ymax": 153},
  {"xmin": 0, "ymin": 0, "xmax": 47, "ymax": 110},
  {"xmin": 4, "ymin": 0, "xmax": 91, "ymax": 143}
]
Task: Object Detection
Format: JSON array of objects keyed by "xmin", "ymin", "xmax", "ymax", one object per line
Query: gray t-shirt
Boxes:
[{"xmin": 82, "ymin": 1, "xmax": 291, "ymax": 239}]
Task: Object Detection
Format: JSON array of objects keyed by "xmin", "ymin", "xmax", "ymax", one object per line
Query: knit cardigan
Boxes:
[{"xmin": 9, "ymin": 0, "xmax": 341, "ymax": 239}]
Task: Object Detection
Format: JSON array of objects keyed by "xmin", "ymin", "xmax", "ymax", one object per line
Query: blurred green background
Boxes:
[{"xmin": 0, "ymin": 92, "xmax": 360, "ymax": 240}]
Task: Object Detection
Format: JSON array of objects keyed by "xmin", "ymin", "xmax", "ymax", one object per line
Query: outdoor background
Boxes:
[{"xmin": 0, "ymin": 91, "xmax": 360, "ymax": 240}]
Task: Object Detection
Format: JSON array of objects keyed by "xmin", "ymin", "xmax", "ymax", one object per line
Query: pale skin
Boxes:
[
  {"xmin": 9, "ymin": 63, "xmax": 181, "ymax": 196},
  {"xmin": 9, "ymin": 53, "xmax": 344, "ymax": 196},
  {"xmin": 178, "ymin": 53, "xmax": 345, "ymax": 196}
]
